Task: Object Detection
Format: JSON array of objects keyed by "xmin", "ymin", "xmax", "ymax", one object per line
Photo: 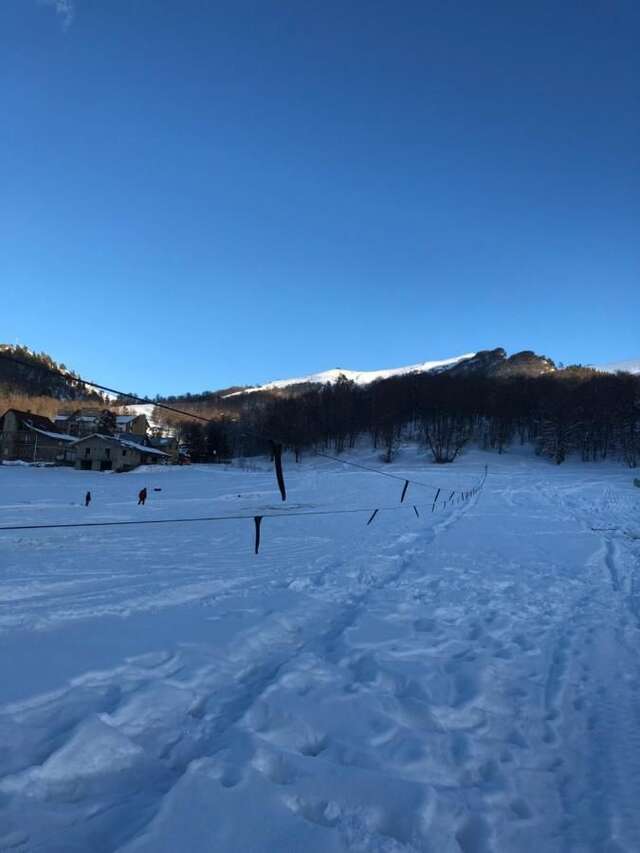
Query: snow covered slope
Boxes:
[
  {"xmin": 597, "ymin": 358, "xmax": 640, "ymax": 375},
  {"xmin": 116, "ymin": 403, "xmax": 165, "ymax": 431},
  {"xmin": 224, "ymin": 352, "xmax": 476, "ymax": 397}
]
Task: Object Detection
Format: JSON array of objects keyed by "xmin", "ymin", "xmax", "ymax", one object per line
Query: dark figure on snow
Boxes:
[
  {"xmin": 85, "ymin": 491, "xmax": 91, "ymax": 507},
  {"xmin": 138, "ymin": 487, "xmax": 147, "ymax": 506}
]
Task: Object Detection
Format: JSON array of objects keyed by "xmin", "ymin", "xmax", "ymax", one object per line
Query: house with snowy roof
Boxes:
[
  {"xmin": 69, "ymin": 433, "xmax": 169, "ymax": 472},
  {"xmin": 114, "ymin": 413, "xmax": 148, "ymax": 434},
  {"xmin": 0, "ymin": 409, "xmax": 76, "ymax": 464},
  {"xmin": 54, "ymin": 409, "xmax": 149, "ymax": 438}
]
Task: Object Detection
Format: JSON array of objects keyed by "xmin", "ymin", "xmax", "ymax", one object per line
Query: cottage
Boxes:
[
  {"xmin": 54, "ymin": 409, "xmax": 103, "ymax": 437},
  {"xmin": 0, "ymin": 409, "xmax": 76, "ymax": 463},
  {"xmin": 149, "ymin": 434, "xmax": 179, "ymax": 462},
  {"xmin": 70, "ymin": 433, "xmax": 169, "ymax": 472},
  {"xmin": 54, "ymin": 410, "xmax": 149, "ymax": 438},
  {"xmin": 115, "ymin": 414, "xmax": 149, "ymax": 435}
]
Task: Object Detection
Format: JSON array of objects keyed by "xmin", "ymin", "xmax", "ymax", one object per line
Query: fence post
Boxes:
[
  {"xmin": 254, "ymin": 515, "xmax": 263, "ymax": 554},
  {"xmin": 271, "ymin": 442, "xmax": 286, "ymax": 502}
]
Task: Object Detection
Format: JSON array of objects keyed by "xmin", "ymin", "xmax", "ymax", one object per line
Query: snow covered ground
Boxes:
[{"xmin": 1, "ymin": 449, "xmax": 639, "ymax": 852}]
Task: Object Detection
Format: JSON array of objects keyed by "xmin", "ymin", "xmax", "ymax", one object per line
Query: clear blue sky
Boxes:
[{"xmin": 1, "ymin": 1, "xmax": 638, "ymax": 396}]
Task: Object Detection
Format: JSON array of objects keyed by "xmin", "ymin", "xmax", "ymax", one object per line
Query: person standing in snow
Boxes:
[
  {"xmin": 85, "ymin": 491, "xmax": 91, "ymax": 507},
  {"xmin": 138, "ymin": 487, "xmax": 147, "ymax": 506}
]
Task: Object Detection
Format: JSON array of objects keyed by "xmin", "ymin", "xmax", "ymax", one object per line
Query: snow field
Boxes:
[{"xmin": 0, "ymin": 449, "xmax": 639, "ymax": 852}]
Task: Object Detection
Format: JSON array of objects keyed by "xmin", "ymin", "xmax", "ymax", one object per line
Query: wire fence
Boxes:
[{"xmin": 0, "ymin": 467, "xmax": 488, "ymax": 552}]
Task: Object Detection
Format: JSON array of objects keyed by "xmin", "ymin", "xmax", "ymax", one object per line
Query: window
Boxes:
[
  {"xmin": 122, "ymin": 450, "xmax": 127, "ymax": 457},
  {"xmin": 105, "ymin": 448, "xmax": 111, "ymax": 458},
  {"xmin": 84, "ymin": 448, "xmax": 90, "ymax": 457}
]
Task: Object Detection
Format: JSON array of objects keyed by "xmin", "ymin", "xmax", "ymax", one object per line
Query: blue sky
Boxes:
[{"xmin": 1, "ymin": 1, "xmax": 638, "ymax": 396}]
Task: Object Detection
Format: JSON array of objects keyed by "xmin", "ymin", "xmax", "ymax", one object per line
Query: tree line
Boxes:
[
  {"xmin": 0, "ymin": 345, "xmax": 107, "ymax": 405},
  {"xmin": 156, "ymin": 368, "xmax": 640, "ymax": 468}
]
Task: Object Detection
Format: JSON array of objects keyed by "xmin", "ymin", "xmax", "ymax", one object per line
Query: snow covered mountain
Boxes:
[
  {"xmin": 223, "ymin": 353, "xmax": 477, "ymax": 397},
  {"xmin": 596, "ymin": 358, "xmax": 640, "ymax": 375},
  {"xmin": 223, "ymin": 348, "xmax": 557, "ymax": 397}
]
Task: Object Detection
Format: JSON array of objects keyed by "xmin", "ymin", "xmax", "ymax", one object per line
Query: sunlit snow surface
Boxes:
[
  {"xmin": 223, "ymin": 353, "xmax": 477, "ymax": 396},
  {"xmin": 1, "ymin": 449, "xmax": 640, "ymax": 852},
  {"xmin": 596, "ymin": 358, "xmax": 640, "ymax": 375}
]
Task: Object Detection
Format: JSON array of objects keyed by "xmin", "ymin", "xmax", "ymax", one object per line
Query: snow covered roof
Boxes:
[
  {"xmin": 55, "ymin": 410, "xmax": 100, "ymax": 420},
  {"xmin": 118, "ymin": 438, "xmax": 168, "ymax": 457},
  {"xmin": 56, "ymin": 414, "xmax": 99, "ymax": 423},
  {"xmin": 70, "ymin": 434, "xmax": 169, "ymax": 457},
  {"xmin": 55, "ymin": 412, "xmax": 147, "ymax": 425},
  {"xmin": 115, "ymin": 432, "xmax": 147, "ymax": 445},
  {"xmin": 25, "ymin": 425, "xmax": 77, "ymax": 442}
]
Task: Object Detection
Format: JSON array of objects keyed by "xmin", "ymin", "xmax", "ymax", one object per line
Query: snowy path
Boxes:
[{"xmin": 0, "ymin": 452, "xmax": 639, "ymax": 852}]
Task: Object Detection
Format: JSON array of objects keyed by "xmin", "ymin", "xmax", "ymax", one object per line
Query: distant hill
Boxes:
[
  {"xmin": 212, "ymin": 348, "xmax": 556, "ymax": 401},
  {"xmin": 2, "ymin": 342, "xmax": 637, "ymax": 415},
  {"xmin": 0, "ymin": 343, "xmax": 563, "ymax": 412},
  {"xmin": 0, "ymin": 345, "xmax": 105, "ymax": 402}
]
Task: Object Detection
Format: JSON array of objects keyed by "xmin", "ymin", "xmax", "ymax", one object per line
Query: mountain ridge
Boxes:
[
  {"xmin": 222, "ymin": 352, "xmax": 477, "ymax": 397},
  {"xmin": 223, "ymin": 348, "xmax": 558, "ymax": 398},
  {"xmin": 1, "ymin": 344, "xmax": 639, "ymax": 408}
]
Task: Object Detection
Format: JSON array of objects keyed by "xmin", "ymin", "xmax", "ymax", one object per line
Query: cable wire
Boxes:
[{"xmin": 0, "ymin": 497, "xmax": 478, "ymax": 533}]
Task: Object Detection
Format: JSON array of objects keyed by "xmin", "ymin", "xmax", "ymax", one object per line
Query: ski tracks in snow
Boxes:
[
  {"xmin": 0, "ymin": 485, "xmax": 477, "ymax": 852},
  {"xmin": 528, "ymin": 477, "xmax": 640, "ymax": 851},
  {"xmin": 2, "ymin": 460, "xmax": 640, "ymax": 852}
]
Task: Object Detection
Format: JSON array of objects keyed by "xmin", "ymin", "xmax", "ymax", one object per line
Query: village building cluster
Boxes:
[{"xmin": 0, "ymin": 407, "xmax": 183, "ymax": 471}]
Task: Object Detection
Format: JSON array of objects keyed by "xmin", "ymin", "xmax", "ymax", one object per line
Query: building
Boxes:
[
  {"xmin": 0, "ymin": 409, "xmax": 167, "ymax": 469},
  {"xmin": 69, "ymin": 433, "xmax": 169, "ymax": 472},
  {"xmin": 0, "ymin": 409, "xmax": 76, "ymax": 463},
  {"xmin": 53, "ymin": 409, "xmax": 102, "ymax": 437},
  {"xmin": 54, "ymin": 409, "xmax": 149, "ymax": 438},
  {"xmin": 115, "ymin": 413, "xmax": 148, "ymax": 435},
  {"xmin": 149, "ymin": 434, "xmax": 179, "ymax": 462}
]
